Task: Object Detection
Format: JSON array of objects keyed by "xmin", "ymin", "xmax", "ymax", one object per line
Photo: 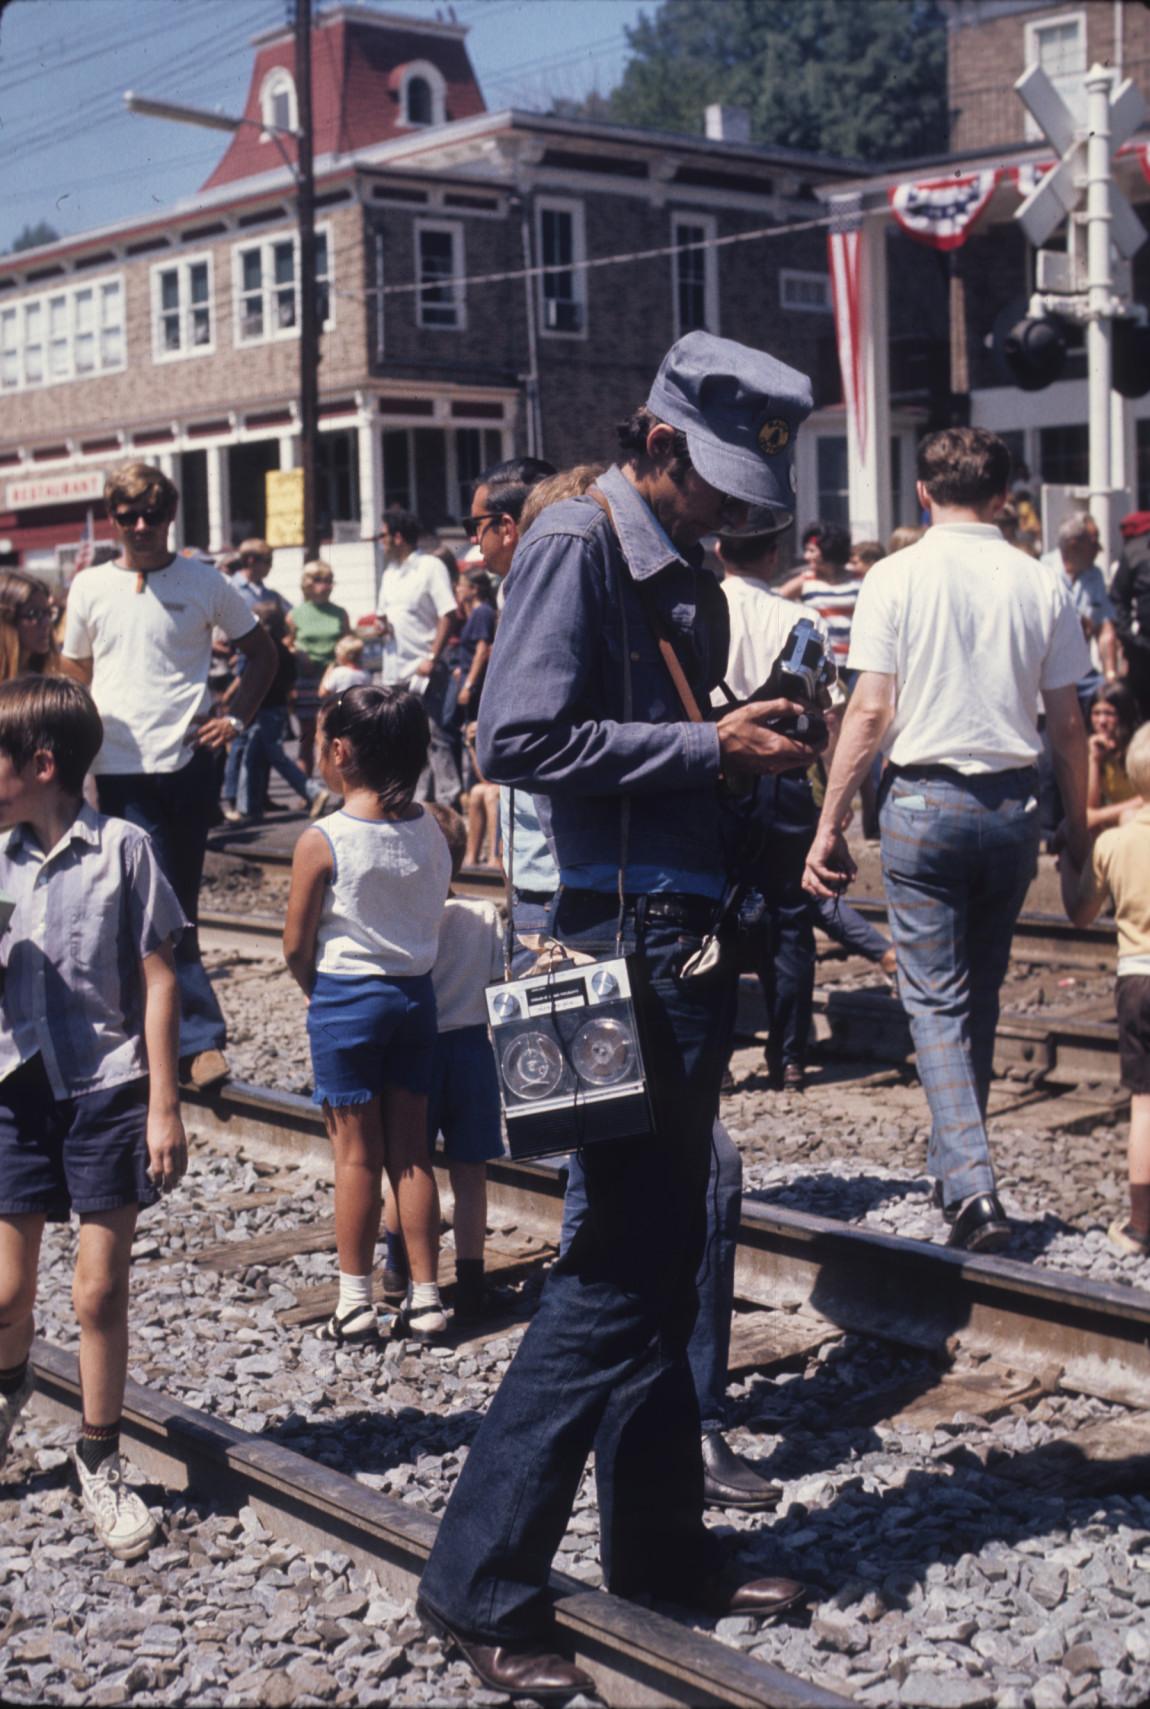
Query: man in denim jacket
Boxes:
[{"xmin": 418, "ymin": 333, "xmax": 825, "ymax": 1698}]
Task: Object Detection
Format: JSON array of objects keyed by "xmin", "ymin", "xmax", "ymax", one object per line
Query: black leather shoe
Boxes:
[
  {"xmin": 698, "ymin": 1573, "xmax": 808, "ymax": 1618},
  {"xmin": 947, "ymin": 1192, "xmax": 1010, "ymax": 1253},
  {"xmin": 701, "ymin": 1431, "xmax": 782, "ymax": 1511},
  {"xmin": 416, "ymin": 1598, "xmax": 594, "ymax": 1701}
]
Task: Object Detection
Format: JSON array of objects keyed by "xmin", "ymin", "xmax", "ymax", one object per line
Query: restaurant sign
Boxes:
[{"xmin": 5, "ymin": 470, "xmax": 106, "ymax": 511}]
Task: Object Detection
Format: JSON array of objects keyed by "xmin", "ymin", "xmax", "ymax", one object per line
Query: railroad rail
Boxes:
[
  {"xmin": 198, "ymin": 911, "xmax": 1123, "ymax": 1089},
  {"xmin": 27, "ymin": 1339, "xmax": 847, "ymax": 1709},
  {"xmin": 183, "ymin": 1080, "xmax": 1150, "ymax": 1409}
]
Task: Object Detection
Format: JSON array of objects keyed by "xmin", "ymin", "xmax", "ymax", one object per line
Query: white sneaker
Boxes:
[
  {"xmin": 0, "ymin": 1371, "xmax": 33, "ymax": 1468},
  {"xmin": 72, "ymin": 1449, "xmax": 159, "ymax": 1560}
]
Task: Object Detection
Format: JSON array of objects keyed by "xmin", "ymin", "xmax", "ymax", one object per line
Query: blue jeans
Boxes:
[
  {"xmin": 222, "ymin": 726, "xmax": 251, "ymax": 806},
  {"xmin": 238, "ymin": 708, "xmax": 313, "ymax": 820},
  {"xmin": 561, "ymin": 1118, "xmax": 741, "ymax": 1433},
  {"xmin": 419, "ymin": 890, "xmax": 738, "ymax": 1643},
  {"xmin": 879, "ymin": 766, "xmax": 1040, "ymax": 1205},
  {"xmin": 753, "ymin": 830, "xmax": 816, "ymax": 1076},
  {"xmin": 813, "ymin": 893, "xmax": 891, "ymax": 964},
  {"xmin": 97, "ymin": 746, "xmax": 227, "ymax": 1060}
]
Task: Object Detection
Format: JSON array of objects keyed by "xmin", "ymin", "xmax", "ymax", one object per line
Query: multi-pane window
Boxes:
[
  {"xmin": 780, "ymin": 270, "xmax": 832, "ymax": 314},
  {"xmin": 235, "ymin": 228, "xmax": 331, "ymax": 345},
  {"xmin": 537, "ymin": 199, "xmax": 586, "ymax": 336},
  {"xmin": 416, "ymin": 222, "xmax": 464, "ymax": 329},
  {"xmin": 1025, "ymin": 12, "xmax": 1088, "ymax": 134},
  {"xmin": 455, "ymin": 425, "xmax": 504, "ymax": 518},
  {"xmin": 672, "ymin": 215, "xmax": 717, "ymax": 336},
  {"xmin": 0, "ymin": 276, "xmax": 124, "ymax": 392},
  {"xmin": 152, "ymin": 256, "xmax": 213, "ymax": 360}
]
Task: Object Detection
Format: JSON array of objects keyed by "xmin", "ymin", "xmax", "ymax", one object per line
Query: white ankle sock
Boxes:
[
  {"xmin": 337, "ymin": 1272, "xmax": 373, "ymax": 1319},
  {"xmin": 409, "ymin": 1281, "xmax": 441, "ymax": 1312}
]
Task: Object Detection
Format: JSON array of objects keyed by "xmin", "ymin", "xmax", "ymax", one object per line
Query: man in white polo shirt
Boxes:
[
  {"xmin": 376, "ymin": 505, "xmax": 459, "ymax": 805},
  {"xmin": 804, "ymin": 428, "xmax": 1089, "ymax": 1253},
  {"xmin": 63, "ymin": 462, "xmax": 276, "ymax": 1090}
]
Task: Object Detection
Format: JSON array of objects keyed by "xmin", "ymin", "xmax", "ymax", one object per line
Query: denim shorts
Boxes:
[
  {"xmin": 307, "ymin": 971, "xmax": 437, "ymax": 1107},
  {"xmin": 0, "ymin": 1054, "xmax": 155, "ymax": 1223},
  {"xmin": 428, "ymin": 1024, "xmax": 504, "ymax": 1164}
]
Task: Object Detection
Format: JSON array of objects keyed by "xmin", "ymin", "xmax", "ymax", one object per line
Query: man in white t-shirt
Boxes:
[
  {"xmin": 63, "ymin": 463, "xmax": 276, "ymax": 1089},
  {"xmin": 375, "ymin": 506, "xmax": 459, "ymax": 805},
  {"xmin": 803, "ymin": 428, "xmax": 1089, "ymax": 1253}
]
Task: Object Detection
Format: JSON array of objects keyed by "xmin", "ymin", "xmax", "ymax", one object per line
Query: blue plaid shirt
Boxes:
[{"xmin": 0, "ymin": 805, "xmax": 186, "ymax": 1099}]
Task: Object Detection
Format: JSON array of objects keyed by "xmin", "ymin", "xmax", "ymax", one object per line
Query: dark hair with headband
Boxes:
[{"xmin": 319, "ymin": 684, "xmax": 429, "ymax": 812}]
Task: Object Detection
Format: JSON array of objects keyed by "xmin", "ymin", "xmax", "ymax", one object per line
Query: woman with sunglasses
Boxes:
[
  {"xmin": 0, "ymin": 571, "xmax": 61, "ymax": 683},
  {"xmin": 286, "ymin": 560, "xmax": 349, "ymax": 776}
]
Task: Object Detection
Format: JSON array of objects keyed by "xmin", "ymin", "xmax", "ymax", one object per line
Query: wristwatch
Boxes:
[{"xmin": 225, "ymin": 714, "xmax": 244, "ymax": 736}]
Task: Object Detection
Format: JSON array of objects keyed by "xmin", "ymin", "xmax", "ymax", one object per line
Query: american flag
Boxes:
[{"xmin": 827, "ymin": 193, "xmax": 866, "ymax": 464}]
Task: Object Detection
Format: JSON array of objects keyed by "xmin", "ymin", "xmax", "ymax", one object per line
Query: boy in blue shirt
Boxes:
[{"xmin": 0, "ymin": 677, "xmax": 187, "ymax": 1559}]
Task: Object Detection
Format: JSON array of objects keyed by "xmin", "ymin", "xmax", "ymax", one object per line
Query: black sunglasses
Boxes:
[
  {"xmin": 114, "ymin": 506, "xmax": 167, "ymax": 528},
  {"xmin": 464, "ymin": 511, "xmax": 505, "ymax": 542},
  {"xmin": 18, "ymin": 604, "xmax": 55, "ymax": 622}
]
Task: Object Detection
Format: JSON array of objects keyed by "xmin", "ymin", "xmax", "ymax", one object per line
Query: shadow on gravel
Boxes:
[
  {"xmin": 744, "ymin": 1171, "xmax": 926, "ymax": 1220},
  {"xmin": 257, "ymin": 1404, "xmax": 487, "ymax": 1474}
]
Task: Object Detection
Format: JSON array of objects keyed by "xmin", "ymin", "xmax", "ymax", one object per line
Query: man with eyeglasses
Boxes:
[
  {"xmin": 417, "ymin": 334, "xmax": 823, "ymax": 1698},
  {"xmin": 230, "ymin": 538, "xmax": 290, "ymax": 618},
  {"xmin": 465, "ymin": 456, "xmax": 556, "ymax": 584},
  {"xmin": 375, "ymin": 506, "xmax": 460, "ymax": 806},
  {"xmin": 62, "ymin": 463, "xmax": 276, "ymax": 1091}
]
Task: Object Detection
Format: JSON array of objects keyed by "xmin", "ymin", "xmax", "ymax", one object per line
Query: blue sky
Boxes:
[{"xmin": 0, "ymin": 0, "xmax": 654, "ymax": 253}]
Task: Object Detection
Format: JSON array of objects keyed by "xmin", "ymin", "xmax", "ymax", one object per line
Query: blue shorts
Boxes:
[
  {"xmin": 0, "ymin": 1055, "xmax": 155, "ymax": 1223},
  {"xmin": 427, "ymin": 1024, "xmax": 505, "ymax": 1164},
  {"xmin": 307, "ymin": 971, "xmax": 437, "ymax": 1107}
]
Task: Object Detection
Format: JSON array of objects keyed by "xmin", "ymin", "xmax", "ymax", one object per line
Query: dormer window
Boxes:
[
  {"xmin": 396, "ymin": 60, "xmax": 446, "ymax": 128},
  {"xmin": 260, "ymin": 67, "xmax": 298, "ymax": 137}
]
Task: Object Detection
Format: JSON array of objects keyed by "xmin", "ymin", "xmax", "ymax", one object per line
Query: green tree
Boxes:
[
  {"xmin": 580, "ymin": 0, "xmax": 947, "ymax": 163},
  {"xmin": 11, "ymin": 220, "xmax": 61, "ymax": 253}
]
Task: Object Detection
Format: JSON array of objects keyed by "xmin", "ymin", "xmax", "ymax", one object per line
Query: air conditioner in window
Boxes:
[{"xmin": 543, "ymin": 298, "xmax": 582, "ymax": 333}]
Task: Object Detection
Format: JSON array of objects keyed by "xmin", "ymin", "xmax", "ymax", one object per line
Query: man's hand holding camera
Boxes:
[{"xmin": 716, "ymin": 696, "xmax": 826, "ymax": 782}]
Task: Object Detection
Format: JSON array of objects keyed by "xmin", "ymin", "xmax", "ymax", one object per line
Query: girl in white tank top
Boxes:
[{"xmin": 284, "ymin": 686, "xmax": 452, "ymax": 1342}]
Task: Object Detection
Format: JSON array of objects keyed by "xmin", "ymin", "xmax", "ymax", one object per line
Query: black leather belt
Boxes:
[{"xmin": 514, "ymin": 889, "xmax": 554, "ymax": 906}]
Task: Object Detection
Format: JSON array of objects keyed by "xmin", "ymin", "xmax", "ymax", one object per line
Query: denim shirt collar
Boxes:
[
  {"xmin": 597, "ymin": 464, "xmax": 701, "ymax": 583},
  {"xmin": 6, "ymin": 800, "xmax": 102, "ymax": 866}
]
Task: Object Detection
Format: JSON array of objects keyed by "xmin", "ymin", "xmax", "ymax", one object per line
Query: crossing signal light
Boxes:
[
  {"xmin": 1001, "ymin": 315, "xmax": 1067, "ymax": 391},
  {"xmin": 1113, "ymin": 318, "xmax": 1150, "ymax": 399}
]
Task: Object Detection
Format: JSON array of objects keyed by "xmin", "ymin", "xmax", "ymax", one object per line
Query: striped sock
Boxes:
[{"xmin": 78, "ymin": 1420, "xmax": 120, "ymax": 1473}]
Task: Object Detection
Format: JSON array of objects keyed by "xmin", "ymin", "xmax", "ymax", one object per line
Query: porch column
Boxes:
[
  {"xmin": 206, "ymin": 444, "xmax": 230, "ymax": 554},
  {"xmin": 356, "ymin": 399, "xmax": 382, "ymax": 538}
]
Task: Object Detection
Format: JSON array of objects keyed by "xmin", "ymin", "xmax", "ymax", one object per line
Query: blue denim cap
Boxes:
[{"xmin": 646, "ymin": 331, "xmax": 813, "ymax": 517}]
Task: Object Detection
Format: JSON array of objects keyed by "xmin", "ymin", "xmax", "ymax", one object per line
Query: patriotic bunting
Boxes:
[{"xmin": 888, "ymin": 170, "xmax": 1001, "ymax": 251}]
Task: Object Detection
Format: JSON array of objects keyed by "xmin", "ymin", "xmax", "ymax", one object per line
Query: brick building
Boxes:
[{"xmin": 0, "ymin": 2, "xmax": 925, "ymax": 613}]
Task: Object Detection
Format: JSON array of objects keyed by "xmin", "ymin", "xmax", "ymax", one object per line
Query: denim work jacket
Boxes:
[{"xmin": 476, "ymin": 464, "xmax": 731, "ymax": 897}]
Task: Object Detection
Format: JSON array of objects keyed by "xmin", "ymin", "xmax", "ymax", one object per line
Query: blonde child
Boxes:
[
  {"xmin": 1062, "ymin": 722, "xmax": 1150, "ymax": 1257},
  {"xmin": 284, "ymin": 685, "xmax": 452, "ymax": 1340},
  {"xmin": 382, "ymin": 806, "xmax": 504, "ymax": 1324},
  {"xmin": 319, "ymin": 634, "xmax": 373, "ymax": 699}
]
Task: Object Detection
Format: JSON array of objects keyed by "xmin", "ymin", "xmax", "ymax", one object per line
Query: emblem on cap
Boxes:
[{"xmin": 758, "ymin": 418, "xmax": 790, "ymax": 457}]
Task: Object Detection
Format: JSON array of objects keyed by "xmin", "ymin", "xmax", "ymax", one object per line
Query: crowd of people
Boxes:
[{"xmin": 3, "ymin": 325, "xmax": 1150, "ymax": 1699}]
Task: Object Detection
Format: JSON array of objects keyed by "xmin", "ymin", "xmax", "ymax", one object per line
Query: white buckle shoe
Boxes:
[
  {"xmin": 0, "ymin": 1371, "xmax": 33, "ymax": 1468},
  {"xmin": 73, "ymin": 1449, "xmax": 159, "ymax": 1560}
]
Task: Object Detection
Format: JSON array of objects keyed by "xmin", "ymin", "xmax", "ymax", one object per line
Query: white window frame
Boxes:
[
  {"xmin": 151, "ymin": 253, "xmax": 215, "ymax": 363},
  {"xmin": 1023, "ymin": 9, "xmax": 1088, "ymax": 139},
  {"xmin": 671, "ymin": 212, "xmax": 718, "ymax": 338},
  {"xmin": 398, "ymin": 60, "xmax": 446, "ymax": 129},
  {"xmin": 0, "ymin": 273, "xmax": 125, "ymax": 393},
  {"xmin": 233, "ymin": 223, "xmax": 333, "ymax": 347},
  {"xmin": 260, "ymin": 67, "xmax": 298, "ymax": 138},
  {"xmin": 780, "ymin": 268, "xmax": 833, "ymax": 315},
  {"xmin": 415, "ymin": 219, "xmax": 466, "ymax": 332},
  {"xmin": 536, "ymin": 196, "xmax": 587, "ymax": 340}
]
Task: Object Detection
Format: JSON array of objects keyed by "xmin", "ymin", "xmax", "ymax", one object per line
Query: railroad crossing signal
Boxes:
[{"xmin": 1014, "ymin": 64, "xmax": 1147, "ymax": 259}]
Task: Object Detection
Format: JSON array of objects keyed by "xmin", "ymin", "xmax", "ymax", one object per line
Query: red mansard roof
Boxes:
[{"xmin": 202, "ymin": 6, "xmax": 486, "ymax": 191}]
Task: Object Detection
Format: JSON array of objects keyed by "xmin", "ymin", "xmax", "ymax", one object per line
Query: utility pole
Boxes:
[
  {"xmin": 295, "ymin": 0, "xmax": 319, "ymax": 561},
  {"xmin": 1085, "ymin": 64, "xmax": 1115, "ymax": 558}
]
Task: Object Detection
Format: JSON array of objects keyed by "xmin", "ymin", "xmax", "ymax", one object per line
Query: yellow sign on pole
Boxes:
[{"xmin": 265, "ymin": 468, "xmax": 305, "ymax": 548}]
